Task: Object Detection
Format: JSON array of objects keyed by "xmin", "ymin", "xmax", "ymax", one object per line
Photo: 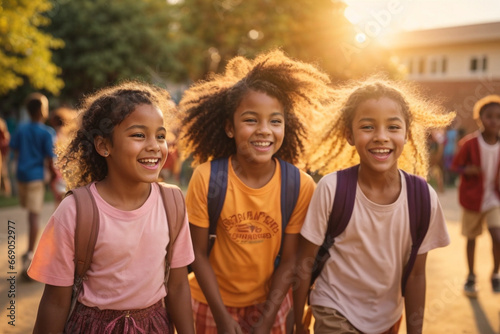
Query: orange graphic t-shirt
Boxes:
[{"xmin": 186, "ymin": 156, "xmax": 315, "ymax": 307}]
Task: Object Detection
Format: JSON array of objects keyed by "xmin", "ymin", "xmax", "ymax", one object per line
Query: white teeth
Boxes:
[
  {"xmin": 371, "ymin": 149, "xmax": 390, "ymax": 154},
  {"xmin": 139, "ymin": 159, "xmax": 158, "ymax": 163},
  {"xmin": 253, "ymin": 142, "xmax": 271, "ymax": 147}
]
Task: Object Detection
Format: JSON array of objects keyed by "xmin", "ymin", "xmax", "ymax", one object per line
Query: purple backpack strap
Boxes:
[
  {"xmin": 310, "ymin": 165, "xmax": 359, "ymax": 286},
  {"xmin": 401, "ymin": 171, "xmax": 431, "ymax": 296},
  {"xmin": 310, "ymin": 166, "xmax": 431, "ymax": 297}
]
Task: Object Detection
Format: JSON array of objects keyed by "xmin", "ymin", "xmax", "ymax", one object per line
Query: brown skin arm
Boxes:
[
  {"xmin": 46, "ymin": 157, "xmax": 57, "ymax": 182},
  {"xmin": 33, "ymin": 284, "xmax": 72, "ymax": 334},
  {"xmin": 293, "ymin": 236, "xmax": 320, "ymax": 334},
  {"xmin": 189, "ymin": 224, "xmax": 242, "ymax": 334},
  {"xmin": 463, "ymin": 165, "xmax": 481, "ymax": 175},
  {"xmin": 253, "ymin": 233, "xmax": 299, "ymax": 333},
  {"xmin": 165, "ymin": 266, "xmax": 195, "ymax": 334},
  {"xmin": 404, "ymin": 253, "xmax": 428, "ymax": 334}
]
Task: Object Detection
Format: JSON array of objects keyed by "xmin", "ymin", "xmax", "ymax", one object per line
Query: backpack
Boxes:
[
  {"xmin": 310, "ymin": 164, "xmax": 431, "ymax": 296},
  {"xmin": 66, "ymin": 182, "xmax": 185, "ymax": 319},
  {"xmin": 207, "ymin": 157, "xmax": 300, "ymax": 267}
]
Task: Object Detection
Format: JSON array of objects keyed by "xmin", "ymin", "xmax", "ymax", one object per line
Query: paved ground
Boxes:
[{"xmin": 0, "ymin": 186, "xmax": 499, "ymax": 333}]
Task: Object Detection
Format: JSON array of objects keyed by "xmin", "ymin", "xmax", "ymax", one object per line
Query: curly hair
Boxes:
[
  {"xmin": 178, "ymin": 49, "xmax": 332, "ymax": 167},
  {"xmin": 308, "ymin": 76, "xmax": 456, "ymax": 177},
  {"xmin": 57, "ymin": 81, "xmax": 175, "ymax": 189}
]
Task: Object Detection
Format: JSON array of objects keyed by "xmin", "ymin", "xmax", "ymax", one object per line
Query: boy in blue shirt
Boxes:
[{"xmin": 10, "ymin": 93, "xmax": 57, "ymax": 276}]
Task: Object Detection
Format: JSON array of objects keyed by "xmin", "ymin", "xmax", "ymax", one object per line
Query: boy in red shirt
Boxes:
[{"xmin": 451, "ymin": 95, "xmax": 500, "ymax": 297}]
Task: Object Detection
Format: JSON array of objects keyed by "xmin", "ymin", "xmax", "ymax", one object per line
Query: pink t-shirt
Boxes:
[
  {"xmin": 301, "ymin": 171, "xmax": 450, "ymax": 334},
  {"xmin": 28, "ymin": 182, "xmax": 194, "ymax": 310}
]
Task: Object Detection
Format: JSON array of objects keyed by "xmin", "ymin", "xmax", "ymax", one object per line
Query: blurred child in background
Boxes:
[
  {"xmin": 9, "ymin": 93, "xmax": 57, "ymax": 276},
  {"xmin": 49, "ymin": 107, "xmax": 78, "ymax": 206},
  {"xmin": 451, "ymin": 95, "xmax": 500, "ymax": 297}
]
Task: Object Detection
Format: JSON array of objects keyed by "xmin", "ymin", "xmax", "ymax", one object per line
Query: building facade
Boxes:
[{"xmin": 392, "ymin": 21, "xmax": 500, "ymax": 134}]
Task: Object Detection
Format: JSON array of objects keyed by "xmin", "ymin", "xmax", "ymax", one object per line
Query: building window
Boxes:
[
  {"xmin": 441, "ymin": 57, "xmax": 447, "ymax": 73},
  {"xmin": 482, "ymin": 56, "xmax": 488, "ymax": 71},
  {"xmin": 431, "ymin": 59, "xmax": 437, "ymax": 74},
  {"xmin": 470, "ymin": 57, "xmax": 478, "ymax": 71},
  {"xmin": 418, "ymin": 58, "xmax": 425, "ymax": 74}
]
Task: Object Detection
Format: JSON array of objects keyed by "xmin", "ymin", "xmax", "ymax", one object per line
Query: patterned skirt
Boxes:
[{"xmin": 64, "ymin": 300, "xmax": 172, "ymax": 334}]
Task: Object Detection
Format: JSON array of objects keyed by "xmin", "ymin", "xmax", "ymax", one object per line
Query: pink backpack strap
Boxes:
[
  {"xmin": 157, "ymin": 182, "xmax": 186, "ymax": 291},
  {"xmin": 64, "ymin": 182, "xmax": 185, "ymax": 326},
  {"xmin": 66, "ymin": 184, "xmax": 99, "ymax": 320}
]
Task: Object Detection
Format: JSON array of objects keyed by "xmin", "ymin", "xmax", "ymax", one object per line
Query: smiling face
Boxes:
[
  {"xmin": 103, "ymin": 104, "xmax": 168, "ymax": 184},
  {"xmin": 226, "ymin": 89, "xmax": 285, "ymax": 166},
  {"xmin": 346, "ymin": 97, "xmax": 407, "ymax": 174}
]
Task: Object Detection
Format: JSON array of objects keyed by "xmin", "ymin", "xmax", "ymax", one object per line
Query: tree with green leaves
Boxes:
[
  {"xmin": 42, "ymin": 0, "xmax": 400, "ymax": 104},
  {"xmin": 44, "ymin": 0, "xmax": 184, "ymax": 103},
  {"xmin": 169, "ymin": 0, "xmax": 399, "ymax": 81},
  {"xmin": 0, "ymin": 0, "xmax": 63, "ymax": 96}
]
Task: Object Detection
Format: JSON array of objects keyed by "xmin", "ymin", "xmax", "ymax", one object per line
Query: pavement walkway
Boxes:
[{"xmin": 0, "ymin": 186, "xmax": 499, "ymax": 333}]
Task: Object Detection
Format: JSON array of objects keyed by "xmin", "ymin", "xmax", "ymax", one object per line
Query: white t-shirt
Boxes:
[
  {"xmin": 478, "ymin": 134, "xmax": 500, "ymax": 212},
  {"xmin": 301, "ymin": 170, "xmax": 450, "ymax": 334},
  {"xmin": 28, "ymin": 182, "xmax": 195, "ymax": 310}
]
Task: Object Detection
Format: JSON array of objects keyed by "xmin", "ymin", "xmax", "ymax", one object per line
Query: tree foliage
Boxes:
[
  {"xmin": 44, "ymin": 0, "xmax": 184, "ymax": 103},
  {"xmin": 19, "ymin": 0, "xmax": 401, "ymax": 105},
  {"xmin": 0, "ymin": 0, "xmax": 63, "ymax": 96},
  {"xmin": 170, "ymin": 0, "xmax": 400, "ymax": 81}
]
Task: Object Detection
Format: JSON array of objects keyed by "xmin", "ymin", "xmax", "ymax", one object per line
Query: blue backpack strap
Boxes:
[
  {"xmin": 310, "ymin": 165, "xmax": 359, "ymax": 286},
  {"xmin": 275, "ymin": 159, "xmax": 301, "ymax": 267},
  {"xmin": 207, "ymin": 158, "xmax": 228, "ymax": 255},
  {"xmin": 207, "ymin": 158, "xmax": 300, "ymax": 265},
  {"xmin": 401, "ymin": 171, "xmax": 431, "ymax": 296}
]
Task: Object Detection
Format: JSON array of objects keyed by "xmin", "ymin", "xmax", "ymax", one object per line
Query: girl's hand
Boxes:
[
  {"xmin": 295, "ymin": 306, "xmax": 312, "ymax": 334},
  {"xmin": 295, "ymin": 326, "xmax": 310, "ymax": 334},
  {"xmin": 216, "ymin": 315, "xmax": 243, "ymax": 334},
  {"xmin": 295, "ymin": 322, "xmax": 311, "ymax": 334},
  {"xmin": 251, "ymin": 316, "xmax": 273, "ymax": 334}
]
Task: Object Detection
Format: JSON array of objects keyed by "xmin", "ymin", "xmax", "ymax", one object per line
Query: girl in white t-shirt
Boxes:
[
  {"xmin": 295, "ymin": 78, "xmax": 455, "ymax": 334},
  {"xmin": 28, "ymin": 82, "xmax": 195, "ymax": 334}
]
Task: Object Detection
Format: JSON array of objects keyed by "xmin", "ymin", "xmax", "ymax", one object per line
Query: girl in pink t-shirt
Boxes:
[
  {"xmin": 295, "ymin": 78, "xmax": 455, "ymax": 334},
  {"xmin": 28, "ymin": 82, "xmax": 195, "ymax": 334}
]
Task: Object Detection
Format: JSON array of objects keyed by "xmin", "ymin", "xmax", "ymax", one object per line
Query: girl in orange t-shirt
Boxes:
[{"xmin": 178, "ymin": 50, "xmax": 331, "ymax": 333}]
